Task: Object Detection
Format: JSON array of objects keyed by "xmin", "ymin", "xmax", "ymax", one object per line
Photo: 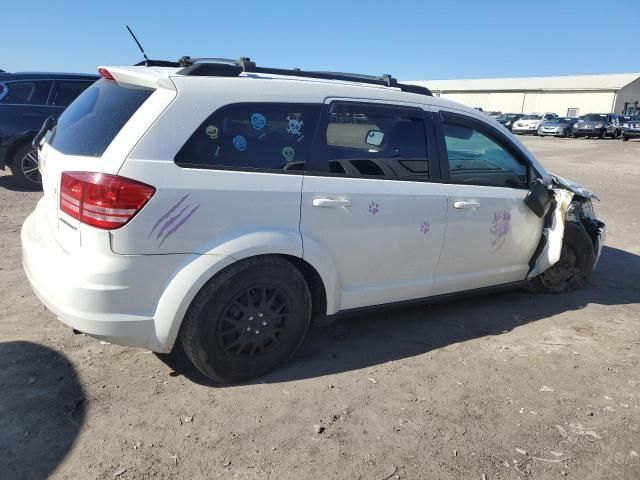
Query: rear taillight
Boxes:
[
  {"xmin": 60, "ymin": 172, "xmax": 155, "ymax": 229},
  {"xmin": 98, "ymin": 68, "xmax": 115, "ymax": 80}
]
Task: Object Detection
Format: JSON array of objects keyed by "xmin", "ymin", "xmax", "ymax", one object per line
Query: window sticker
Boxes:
[
  {"xmin": 282, "ymin": 146, "xmax": 295, "ymax": 163},
  {"xmin": 490, "ymin": 210, "xmax": 511, "ymax": 250},
  {"xmin": 251, "ymin": 113, "xmax": 266, "ymax": 131},
  {"xmin": 420, "ymin": 221, "xmax": 430, "ymax": 234},
  {"xmin": 286, "ymin": 115, "xmax": 304, "ymax": 142},
  {"xmin": 368, "ymin": 201, "xmax": 380, "ymax": 215},
  {"xmin": 232, "ymin": 134, "xmax": 247, "ymax": 152},
  {"xmin": 205, "ymin": 125, "xmax": 219, "ymax": 140}
]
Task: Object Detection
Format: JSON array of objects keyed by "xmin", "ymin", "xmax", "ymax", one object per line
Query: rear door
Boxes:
[
  {"xmin": 38, "ymin": 77, "xmax": 171, "ymax": 253},
  {"xmin": 431, "ymin": 109, "xmax": 543, "ymax": 295},
  {"xmin": 300, "ymin": 100, "xmax": 448, "ymax": 311}
]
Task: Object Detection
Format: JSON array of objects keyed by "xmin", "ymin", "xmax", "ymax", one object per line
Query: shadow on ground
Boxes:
[
  {"xmin": 0, "ymin": 341, "xmax": 84, "ymax": 480},
  {"xmin": 0, "ymin": 174, "xmax": 40, "ymax": 193},
  {"xmin": 158, "ymin": 245, "xmax": 640, "ymax": 386}
]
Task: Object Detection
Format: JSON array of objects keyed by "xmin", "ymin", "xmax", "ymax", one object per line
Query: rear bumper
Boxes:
[{"xmin": 21, "ymin": 201, "xmax": 188, "ymax": 351}]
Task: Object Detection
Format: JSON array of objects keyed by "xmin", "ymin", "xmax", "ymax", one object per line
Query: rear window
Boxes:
[{"xmin": 49, "ymin": 79, "xmax": 153, "ymax": 157}]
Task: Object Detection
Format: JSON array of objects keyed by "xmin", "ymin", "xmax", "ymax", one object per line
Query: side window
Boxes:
[
  {"xmin": 49, "ymin": 81, "xmax": 94, "ymax": 107},
  {"xmin": 318, "ymin": 103, "xmax": 429, "ymax": 180},
  {"xmin": 175, "ymin": 103, "xmax": 321, "ymax": 172},
  {"xmin": 442, "ymin": 121, "xmax": 527, "ymax": 188},
  {"xmin": 0, "ymin": 80, "xmax": 52, "ymax": 105}
]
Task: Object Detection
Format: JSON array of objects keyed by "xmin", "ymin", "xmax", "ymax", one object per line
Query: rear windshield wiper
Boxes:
[{"xmin": 32, "ymin": 115, "xmax": 58, "ymax": 149}]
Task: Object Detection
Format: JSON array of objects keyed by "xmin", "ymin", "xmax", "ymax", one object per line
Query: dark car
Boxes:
[
  {"xmin": 537, "ymin": 117, "xmax": 577, "ymax": 137},
  {"xmin": 572, "ymin": 113, "xmax": 620, "ymax": 139},
  {"xmin": 0, "ymin": 72, "xmax": 98, "ymax": 188},
  {"xmin": 621, "ymin": 116, "xmax": 640, "ymax": 141},
  {"xmin": 496, "ymin": 113, "xmax": 525, "ymax": 131}
]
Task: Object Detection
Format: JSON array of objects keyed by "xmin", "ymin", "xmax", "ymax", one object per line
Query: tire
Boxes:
[
  {"xmin": 526, "ymin": 222, "xmax": 596, "ymax": 294},
  {"xmin": 9, "ymin": 143, "xmax": 42, "ymax": 190},
  {"xmin": 572, "ymin": 133, "xmax": 578, "ymax": 138},
  {"xmin": 622, "ymin": 135, "xmax": 629, "ymax": 141},
  {"xmin": 598, "ymin": 129, "xmax": 606, "ymax": 139},
  {"xmin": 180, "ymin": 256, "xmax": 312, "ymax": 384}
]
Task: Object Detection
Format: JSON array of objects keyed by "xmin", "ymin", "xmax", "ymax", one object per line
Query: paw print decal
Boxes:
[
  {"xmin": 420, "ymin": 221, "xmax": 430, "ymax": 234},
  {"xmin": 368, "ymin": 201, "xmax": 379, "ymax": 215},
  {"xmin": 490, "ymin": 210, "xmax": 511, "ymax": 250}
]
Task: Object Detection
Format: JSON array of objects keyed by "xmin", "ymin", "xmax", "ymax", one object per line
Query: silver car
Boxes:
[{"xmin": 537, "ymin": 117, "xmax": 577, "ymax": 137}]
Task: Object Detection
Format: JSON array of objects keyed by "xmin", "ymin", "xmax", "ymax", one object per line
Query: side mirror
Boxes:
[
  {"xmin": 524, "ymin": 180, "xmax": 553, "ymax": 218},
  {"xmin": 365, "ymin": 129, "xmax": 385, "ymax": 147}
]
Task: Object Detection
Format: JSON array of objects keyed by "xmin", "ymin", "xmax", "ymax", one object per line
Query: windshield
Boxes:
[
  {"xmin": 521, "ymin": 115, "xmax": 542, "ymax": 120},
  {"xmin": 547, "ymin": 118, "xmax": 572, "ymax": 124},
  {"xmin": 498, "ymin": 114, "xmax": 519, "ymax": 120},
  {"xmin": 582, "ymin": 114, "xmax": 607, "ymax": 122},
  {"xmin": 49, "ymin": 79, "xmax": 154, "ymax": 157}
]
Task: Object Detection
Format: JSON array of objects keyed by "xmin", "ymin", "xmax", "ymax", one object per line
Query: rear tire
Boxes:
[
  {"xmin": 9, "ymin": 143, "xmax": 42, "ymax": 190},
  {"xmin": 525, "ymin": 222, "xmax": 596, "ymax": 294},
  {"xmin": 180, "ymin": 256, "xmax": 312, "ymax": 384}
]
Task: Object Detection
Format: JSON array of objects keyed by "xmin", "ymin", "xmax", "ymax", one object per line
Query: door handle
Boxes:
[
  {"xmin": 312, "ymin": 198, "xmax": 351, "ymax": 208},
  {"xmin": 453, "ymin": 201, "xmax": 481, "ymax": 209}
]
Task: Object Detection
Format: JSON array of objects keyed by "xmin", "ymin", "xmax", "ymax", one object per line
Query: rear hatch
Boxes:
[{"xmin": 38, "ymin": 67, "xmax": 177, "ymax": 253}]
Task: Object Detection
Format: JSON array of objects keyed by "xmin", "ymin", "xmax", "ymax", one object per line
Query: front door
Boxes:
[
  {"xmin": 432, "ymin": 110, "xmax": 544, "ymax": 295},
  {"xmin": 300, "ymin": 100, "xmax": 448, "ymax": 312}
]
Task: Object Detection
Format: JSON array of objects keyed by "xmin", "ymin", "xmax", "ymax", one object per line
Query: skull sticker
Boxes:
[
  {"xmin": 232, "ymin": 134, "xmax": 247, "ymax": 152},
  {"xmin": 286, "ymin": 115, "xmax": 304, "ymax": 140},
  {"xmin": 251, "ymin": 113, "xmax": 266, "ymax": 131},
  {"xmin": 205, "ymin": 125, "xmax": 219, "ymax": 140},
  {"xmin": 282, "ymin": 146, "xmax": 295, "ymax": 163}
]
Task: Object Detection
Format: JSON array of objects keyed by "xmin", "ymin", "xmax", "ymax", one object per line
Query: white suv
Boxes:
[
  {"xmin": 512, "ymin": 113, "xmax": 558, "ymax": 135},
  {"xmin": 22, "ymin": 58, "xmax": 605, "ymax": 383}
]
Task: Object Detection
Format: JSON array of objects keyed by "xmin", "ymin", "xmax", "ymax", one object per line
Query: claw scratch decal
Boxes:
[
  {"xmin": 420, "ymin": 221, "xmax": 430, "ymax": 234},
  {"xmin": 149, "ymin": 194, "xmax": 200, "ymax": 246},
  {"xmin": 490, "ymin": 210, "xmax": 511, "ymax": 250},
  {"xmin": 368, "ymin": 201, "xmax": 379, "ymax": 215}
]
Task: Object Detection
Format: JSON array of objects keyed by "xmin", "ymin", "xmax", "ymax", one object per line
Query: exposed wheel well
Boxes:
[{"xmin": 6, "ymin": 136, "xmax": 35, "ymax": 167}]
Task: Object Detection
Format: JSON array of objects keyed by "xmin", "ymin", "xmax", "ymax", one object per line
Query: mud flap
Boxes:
[{"xmin": 527, "ymin": 189, "xmax": 574, "ymax": 279}]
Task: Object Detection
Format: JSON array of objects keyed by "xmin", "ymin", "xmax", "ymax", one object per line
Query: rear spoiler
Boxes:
[{"xmin": 96, "ymin": 66, "xmax": 176, "ymax": 90}]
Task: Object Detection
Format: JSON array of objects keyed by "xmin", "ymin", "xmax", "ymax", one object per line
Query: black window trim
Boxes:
[
  {"xmin": 303, "ymin": 100, "xmax": 440, "ymax": 183},
  {"xmin": 174, "ymin": 101, "xmax": 323, "ymax": 175},
  {"xmin": 434, "ymin": 109, "xmax": 533, "ymax": 189}
]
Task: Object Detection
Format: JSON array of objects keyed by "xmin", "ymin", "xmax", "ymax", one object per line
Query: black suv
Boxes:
[{"xmin": 0, "ymin": 72, "xmax": 97, "ymax": 189}]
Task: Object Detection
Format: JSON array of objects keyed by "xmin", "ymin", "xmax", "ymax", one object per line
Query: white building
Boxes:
[{"xmin": 407, "ymin": 73, "xmax": 640, "ymax": 117}]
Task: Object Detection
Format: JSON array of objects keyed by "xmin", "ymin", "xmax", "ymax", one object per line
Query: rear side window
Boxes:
[
  {"xmin": 49, "ymin": 79, "xmax": 153, "ymax": 157},
  {"xmin": 175, "ymin": 103, "xmax": 321, "ymax": 172},
  {"xmin": 313, "ymin": 102, "xmax": 429, "ymax": 180},
  {"xmin": 49, "ymin": 80, "xmax": 95, "ymax": 107},
  {"xmin": 0, "ymin": 80, "xmax": 52, "ymax": 105}
]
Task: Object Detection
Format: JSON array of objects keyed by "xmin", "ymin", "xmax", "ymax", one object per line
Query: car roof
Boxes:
[{"xmin": 0, "ymin": 72, "xmax": 99, "ymax": 82}]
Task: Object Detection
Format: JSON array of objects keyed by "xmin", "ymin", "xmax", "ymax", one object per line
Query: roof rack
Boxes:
[{"xmin": 173, "ymin": 56, "xmax": 432, "ymax": 96}]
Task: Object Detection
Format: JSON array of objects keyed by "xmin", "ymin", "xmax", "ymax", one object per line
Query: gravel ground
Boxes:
[{"xmin": 1, "ymin": 136, "xmax": 639, "ymax": 480}]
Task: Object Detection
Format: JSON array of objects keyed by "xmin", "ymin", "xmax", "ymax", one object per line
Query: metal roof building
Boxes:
[{"xmin": 406, "ymin": 73, "xmax": 640, "ymax": 117}]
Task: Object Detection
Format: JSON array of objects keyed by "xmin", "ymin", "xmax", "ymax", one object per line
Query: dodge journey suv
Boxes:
[{"xmin": 22, "ymin": 57, "xmax": 605, "ymax": 383}]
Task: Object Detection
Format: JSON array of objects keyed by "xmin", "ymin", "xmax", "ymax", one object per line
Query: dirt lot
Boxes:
[{"xmin": 1, "ymin": 136, "xmax": 639, "ymax": 480}]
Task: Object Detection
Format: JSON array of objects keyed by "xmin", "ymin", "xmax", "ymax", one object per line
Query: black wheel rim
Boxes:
[
  {"xmin": 217, "ymin": 285, "xmax": 291, "ymax": 359},
  {"xmin": 539, "ymin": 245, "xmax": 581, "ymax": 291},
  {"xmin": 21, "ymin": 149, "xmax": 42, "ymax": 184}
]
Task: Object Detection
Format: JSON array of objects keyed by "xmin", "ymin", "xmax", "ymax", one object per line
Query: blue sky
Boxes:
[{"xmin": 2, "ymin": 0, "xmax": 638, "ymax": 80}]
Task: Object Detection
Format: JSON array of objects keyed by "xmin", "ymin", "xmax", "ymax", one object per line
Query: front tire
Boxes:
[
  {"xmin": 180, "ymin": 256, "xmax": 312, "ymax": 384},
  {"xmin": 622, "ymin": 135, "xmax": 629, "ymax": 141},
  {"xmin": 9, "ymin": 143, "xmax": 42, "ymax": 190},
  {"xmin": 526, "ymin": 223, "xmax": 596, "ymax": 293}
]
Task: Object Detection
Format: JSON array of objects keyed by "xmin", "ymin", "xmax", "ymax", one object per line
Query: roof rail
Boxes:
[{"xmin": 173, "ymin": 57, "xmax": 432, "ymax": 96}]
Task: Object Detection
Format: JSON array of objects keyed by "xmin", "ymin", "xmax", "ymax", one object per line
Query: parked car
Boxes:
[
  {"xmin": 485, "ymin": 111, "xmax": 502, "ymax": 118},
  {"xmin": 572, "ymin": 113, "xmax": 620, "ymax": 139},
  {"xmin": 512, "ymin": 113, "xmax": 558, "ymax": 135},
  {"xmin": 0, "ymin": 72, "xmax": 98, "ymax": 189},
  {"xmin": 621, "ymin": 116, "xmax": 640, "ymax": 141},
  {"xmin": 496, "ymin": 113, "xmax": 525, "ymax": 131},
  {"xmin": 537, "ymin": 117, "xmax": 578, "ymax": 137},
  {"xmin": 21, "ymin": 58, "xmax": 605, "ymax": 383}
]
